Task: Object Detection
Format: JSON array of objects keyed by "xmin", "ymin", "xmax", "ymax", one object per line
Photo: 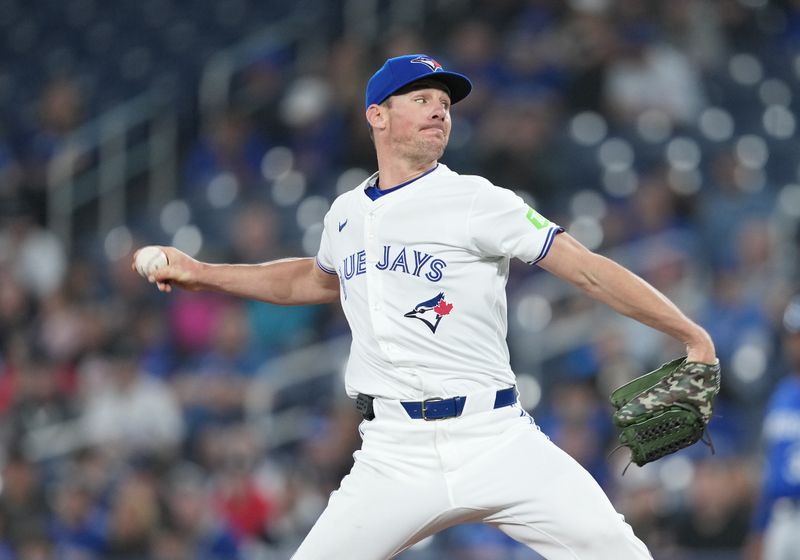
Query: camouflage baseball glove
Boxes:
[{"xmin": 609, "ymin": 357, "xmax": 721, "ymax": 470}]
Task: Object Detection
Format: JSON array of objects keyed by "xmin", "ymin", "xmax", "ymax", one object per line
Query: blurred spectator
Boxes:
[
  {"xmin": 168, "ymin": 291, "xmax": 231, "ymax": 355},
  {"xmin": 613, "ymin": 466, "xmax": 674, "ymax": 555},
  {"xmin": 658, "ymin": 0, "xmax": 726, "ymax": 71},
  {"xmin": 228, "ymin": 202, "xmax": 284, "ymax": 263},
  {"xmin": 150, "ymin": 528, "xmax": 194, "ymax": 560},
  {"xmin": 245, "ymin": 298, "xmax": 322, "ymax": 359},
  {"xmin": 7, "ymin": 354, "xmax": 76, "ymax": 455},
  {"xmin": 0, "ymin": 204, "xmax": 66, "ymax": 300},
  {"xmin": 182, "ymin": 110, "xmax": 274, "ymax": 254},
  {"xmin": 0, "ymin": 126, "xmax": 22, "ymax": 202},
  {"xmin": 175, "ymin": 303, "xmax": 256, "ymax": 459},
  {"xmin": 81, "ymin": 337, "xmax": 184, "ymax": 459},
  {"xmin": 564, "ymin": 10, "xmax": 619, "ymax": 114},
  {"xmin": 299, "ymin": 401, "xmax": 362, "ymax": 494},
  {"xmin": 279, "ymin": 74, "xmax": 348, "ymax": 193},
  {"xmin": 442, "ymin": 522, "xmax": 544, "ymax": 559},
  {"xmin": 698, "ymin": 269, "xmax": 772, "ymax": 386},
  {"xmin": 12, "ymin": 522, "xmax": 53, "ymax": 560},
  {"xmin": 0, "ymin": 451, "xmax": 49, "ymax": 547},
  {"xmin": 664, "ymin": 457, "xmax": 754, "ymax": 556},
  {"xmin": 730, "ymin": 217, "xmax": 791, "ymax": 318},
  {"xmin": 189, "ymin": 301, "xmax": 265, "ymax": 377},
  {"xmin": 443, "ymin": 20, "xmax": 503, "ymax": 122},
  {"xmin": 37, "ymin": 290, "xmax": 91, "ymax": 366},
  {"xmin": 535, "ymin": 379, "xmax": 614, "ymax": 488},
  {"xmin": 624, "ymin": 169, "xmax": 686, "ymax": 240},
  {"xmin": 223, "ymin": 202, "xmax": 324, "ymax": 357},
  {"xmin": 235, "ymin": 50, "xmax": 292, "ymax": 140},
  {"xmin": 604, "ymin": 23, "xmax": 705, "ymax": 126},
  {"xmin": 48, "ymin": 472, "xmax": 108, "ymax": 559},
  {"xmin": 128, "ymin": 303, "xmax": 177, "ymax": 379},
  {"xmin": 747, "ymin": 296, "xmax": 800, "ymax": 560},
  {"xmin": 183, "ymin": 109, "xmax": 270, "ymax": 202},
  {"xmin": 501, "ymin": 21, "xmax": 568, "ymax": 99},
  {"xmin": 21, "ymin": 77, "xmax": 87, "ymax": 216},
  {"xmin": 211, "ymin": 425, "xmax": 279, "ymax": 542},
  {"xmin": 162, "ymin": 463, "xmax": 241, "ymax": 560},
  {"xmin": 0, "ymin": 266, "xmax": 34, "ymax": 373},
  {"xmin": 699, "ymin": 150, "xmax": 775, "ymax": 270},
  {"xmin": 473, "ymin": 95, "xmax": 562, "ymax": 206},
  {"xmin": 104, "ymin": 473, "xmax": 161, "ymax": 559}
]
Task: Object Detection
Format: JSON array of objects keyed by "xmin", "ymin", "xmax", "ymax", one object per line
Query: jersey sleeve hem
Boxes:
[
  {"xmin": 316, "ymin": 257, "xmax": 337, "ymax": 275},
  {"xmin": 528, "ymin": 226, "xmax": 564, "ymax": 265}
]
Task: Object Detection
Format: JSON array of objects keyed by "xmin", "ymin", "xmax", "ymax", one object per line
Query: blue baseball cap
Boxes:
[{"xmin": 365, "ymin": 54, "xmax": 472, "ymax": 110}]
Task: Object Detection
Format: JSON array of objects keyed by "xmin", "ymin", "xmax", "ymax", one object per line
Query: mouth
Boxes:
[{"xmin": 421, "ymin": 126, "xmax": 445, "ymax": 134}]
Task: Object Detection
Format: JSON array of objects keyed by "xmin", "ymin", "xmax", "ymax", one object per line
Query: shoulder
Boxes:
[
  {"xmin": 436, "ymin": 164, "xmax": 495, "ymax": 194},
  {"xmin": 433, "ymin": 167, "xmax": 532, "ymax": 221},
  {"xmin": 433, "ymin": 166, "xmax": 517, "ymax": 212},
  {"xmin": 461, "ymin": 176, "xmax": 525, "ymax": 208},
  {"xmin": 328, "ymin": 190, "xmax": 356, "ymax": 214},
  {"xmin": 328, "ymin": 172, "xmax": 376, "ymax": 213}
]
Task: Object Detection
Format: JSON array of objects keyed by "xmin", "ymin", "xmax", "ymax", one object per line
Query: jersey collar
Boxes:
[{"xmin": 363, "ymin": 164, "xmax": 440, "ymax": 201}]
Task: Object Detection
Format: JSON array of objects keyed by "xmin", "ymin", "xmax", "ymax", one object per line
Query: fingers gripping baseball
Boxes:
[{"xmin": 132, "ymin": 246, "xmax": 201, "ymax": 292}]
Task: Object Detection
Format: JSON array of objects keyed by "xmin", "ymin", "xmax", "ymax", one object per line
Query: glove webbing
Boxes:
[{"xmin": 609, "ymin": 403, "xmax": 716, "ymax": 475}]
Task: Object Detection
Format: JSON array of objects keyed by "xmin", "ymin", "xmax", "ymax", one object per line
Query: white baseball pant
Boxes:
[{"xmin": 292, "ymin": 388, "xmax": 652, "ymax": 559}]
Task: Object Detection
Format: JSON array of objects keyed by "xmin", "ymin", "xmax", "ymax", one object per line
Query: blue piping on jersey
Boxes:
[
  {"xmin": 529, "ymin": 226, "xmax": 564, "ymax": 265},
  {"xmin": 364, "ymin": 164, "xmax": 439, "ymax": 201},
  {"xmin": 316, "ymin": 257, "xmax": 337, "ymax": 275}
]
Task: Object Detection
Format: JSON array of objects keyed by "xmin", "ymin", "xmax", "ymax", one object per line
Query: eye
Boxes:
[{"xmin": 415, "ymin": 97, "xmax": 426, "ymax": 104}]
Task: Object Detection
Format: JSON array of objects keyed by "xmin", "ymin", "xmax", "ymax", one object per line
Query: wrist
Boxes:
[{"xmin": 685, "ymin": 330, "xmax": 716, "ymax": 363}]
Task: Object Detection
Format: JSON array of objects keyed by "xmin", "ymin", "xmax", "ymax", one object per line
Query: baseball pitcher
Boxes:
[{"xmin": 136, "ymin": 54, "xmax": 719, "ymax": 559}]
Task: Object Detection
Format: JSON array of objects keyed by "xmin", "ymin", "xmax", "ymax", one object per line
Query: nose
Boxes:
[{"xmin": 430, "ymin": 104, "xmax": 446, "ymax": 120}]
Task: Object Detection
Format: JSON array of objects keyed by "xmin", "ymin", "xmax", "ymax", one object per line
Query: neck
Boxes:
[{"xmin": 375, "ymin": 153, "xmax": 438, "ymax": 190}]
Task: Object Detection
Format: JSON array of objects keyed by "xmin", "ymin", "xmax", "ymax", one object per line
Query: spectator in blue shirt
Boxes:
[{"xmin": 747, "ymin": 295, "xmax": 800, "ymax": 560}]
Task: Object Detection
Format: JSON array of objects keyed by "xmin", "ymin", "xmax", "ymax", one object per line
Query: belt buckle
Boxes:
[{"xmin": 421, "ymin": 397, "xmax": 444, "ymax": 421}]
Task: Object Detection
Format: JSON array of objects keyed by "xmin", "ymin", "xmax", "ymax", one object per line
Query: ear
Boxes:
[{"xmin": 366, "ymin": 104, "xmax": 387, "ymax": 132}]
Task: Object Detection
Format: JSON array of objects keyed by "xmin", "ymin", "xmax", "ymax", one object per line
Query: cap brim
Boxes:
[{"xmin": 383, "ymin": 71, "xmax": 472, "ymax": 106}]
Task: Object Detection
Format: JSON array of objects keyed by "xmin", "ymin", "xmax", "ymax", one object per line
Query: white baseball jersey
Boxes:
[{"xmin": 316, "ymin": 163, "xmax": 562, "ymax": 400}]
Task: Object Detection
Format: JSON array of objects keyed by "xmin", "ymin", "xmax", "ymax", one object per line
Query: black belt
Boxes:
[{"xmin": 356, "ymin": 386, "xmax": 517, "ymax": 421}]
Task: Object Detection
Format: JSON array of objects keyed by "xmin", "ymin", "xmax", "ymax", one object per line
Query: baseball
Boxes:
[{"xmin": 134, "ymin": 246, "xmax": 168, "ymax": 278}]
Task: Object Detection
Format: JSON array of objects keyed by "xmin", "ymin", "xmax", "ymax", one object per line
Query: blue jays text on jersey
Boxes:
[{"xmin": 340, "ymin": 245, "xmax": 447, "ymax": 282}]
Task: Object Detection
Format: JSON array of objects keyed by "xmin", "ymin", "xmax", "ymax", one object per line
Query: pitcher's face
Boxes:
[{"xmin": 384, "ymin": 86, "xmax": 452, "ymax": 163}]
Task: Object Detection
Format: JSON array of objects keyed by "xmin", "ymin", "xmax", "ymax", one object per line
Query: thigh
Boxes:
[
  {"xmin": 457, "ymin": 410, "xmax": 652, "ymax": 560},
  {"xmin": 293, "ymin": 420, "xmax": 455, "ymax": 560}
]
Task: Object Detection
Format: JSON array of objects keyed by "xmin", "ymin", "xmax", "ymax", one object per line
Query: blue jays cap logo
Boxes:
[
  {"xmin": 410, "ymin": 56, "xmax": 443, "ymax": 72},
  {"xmin": 404, "ymin": 292, "xmax": 454, "ymax": 334}
]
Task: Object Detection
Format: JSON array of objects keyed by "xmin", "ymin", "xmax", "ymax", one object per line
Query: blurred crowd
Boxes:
[{"xmin": 1, "ymin": 0, "xmax": 800, "ymax": 558}]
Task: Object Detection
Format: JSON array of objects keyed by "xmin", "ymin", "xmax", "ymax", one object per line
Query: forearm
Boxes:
[
  {"xmin": 539, "ymin": 234, "xmax": 715, "ymax": 362},
  {"xmin": 202, "ymin": 258, "xmax": 336, "ymax": 305},
  {"xmin": 148, "ymin": 248, "xmax": 340, "ymax": 306},
  {"xmin": 580, "ymin": 255, "xmax": 713, "ymax": 356}
]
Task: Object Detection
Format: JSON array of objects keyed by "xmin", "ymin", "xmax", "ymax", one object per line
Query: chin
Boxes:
[{"xmin": 420, "ymin": 139, "xmax": 447, "ymax": 160}]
